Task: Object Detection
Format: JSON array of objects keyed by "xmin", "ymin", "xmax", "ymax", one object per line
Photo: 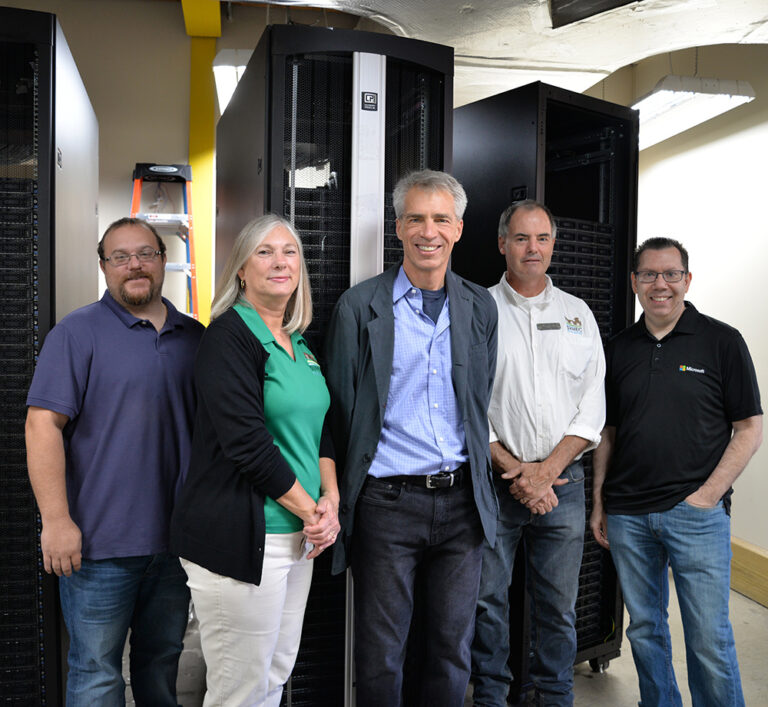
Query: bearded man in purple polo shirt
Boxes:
[{"xmin": 25, "ymin": 217, "xmax": 204, "ymax": 706}]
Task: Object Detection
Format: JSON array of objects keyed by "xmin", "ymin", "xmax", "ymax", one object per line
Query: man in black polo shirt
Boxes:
[{"xmin": 590, "ymin": 237, "xmax": 762, "ymax": 707}]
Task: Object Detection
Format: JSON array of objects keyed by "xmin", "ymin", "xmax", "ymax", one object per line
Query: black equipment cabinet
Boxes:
[
  {"xmin": 216, "ymin": 24, "xmax": 453, "ymax": 706},
  {"xmin": 453, "ymin": 81, "xmax": 639, "ymax": 701},
  {"xmin": 0, "ymin": 7, "xmax": 98, "ymax": 706}
]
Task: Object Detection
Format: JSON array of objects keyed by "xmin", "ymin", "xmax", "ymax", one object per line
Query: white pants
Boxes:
[{"xmin": 181, "ymin": 532, "xmax": 314, "ymax": 707}]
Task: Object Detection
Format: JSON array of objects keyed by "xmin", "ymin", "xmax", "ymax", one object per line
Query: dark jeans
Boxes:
[
  {"xmin": 351, "ymin": 473, "xmax": 485, "ymax": 707},
  {"xmin": 59, "ymin": 553, "xmax": 189, "ymax": 707},
  {"xmin": 472, "ymin": 462, "xmax": 585, "ymax": 707}
]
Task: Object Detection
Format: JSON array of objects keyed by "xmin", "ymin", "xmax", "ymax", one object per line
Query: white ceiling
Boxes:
[{"xmin": 236, "ymin": 0, "xmax": 768, "ymax": 105}]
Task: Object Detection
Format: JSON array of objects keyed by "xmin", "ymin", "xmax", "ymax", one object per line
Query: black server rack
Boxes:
[
  {"xmin": 0, "ymin": 7, "xmax": 98, "ymax": 705},
  {"xmin": 216, "ymin": 24, "xmax": 453, "ymax": 706},
  {"xmin": 453, "ymin": 81, "xmax": 639, "ymax": 702}
]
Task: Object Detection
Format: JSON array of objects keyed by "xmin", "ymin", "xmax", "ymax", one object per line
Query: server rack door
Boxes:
[
  {"xmin": 216, "ymin": 25, "xmax": 453, "ymax": 706},
  {"xmin": 384, "ymin": 56, "xmax": 449, "ymax": 270},
  {"xmin": 452, "ymin": 81, "xmax": 638, "ymax": 700},
  {"xmin": 2, "ymin": 8, "xmax": 97, "ymax": 704},
  {"xmin": 278, "ymin": 49, "xmax": 353, "ymax": 707},
  {"xmin": 279, "ymin": 50, "xmax": 354, "ymax": 346},
  {"xmin": 1, "ymin": 9, "xmax": 60, "ymax": 705},
  {"xmin": 543, "ymin": 94, "xmax": 636, "ymax": 673}
]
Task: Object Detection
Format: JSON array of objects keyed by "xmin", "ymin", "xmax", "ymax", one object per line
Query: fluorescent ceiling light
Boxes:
[
  {"xmin": 632, "ymin": 75, "xmax": 755, "ymax": 150},
  {"xmin": 213, "ymin": 49, "xmax": 253, "ymax": 113}
]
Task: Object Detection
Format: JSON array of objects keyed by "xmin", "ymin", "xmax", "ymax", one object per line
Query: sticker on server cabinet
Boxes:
[{"xmin": 362, "ymin": 92, "xmax": 378, "ymax": 111}]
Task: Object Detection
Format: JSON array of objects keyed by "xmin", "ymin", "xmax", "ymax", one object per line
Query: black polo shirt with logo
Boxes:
[{"xmin": 603, "ymin": 302, "xmax": 762, "ymax": 515}]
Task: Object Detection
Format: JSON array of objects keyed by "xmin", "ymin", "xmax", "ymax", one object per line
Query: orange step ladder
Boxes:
[{"xmin": 129, "ymin": 163, "xmax": 199, "ymax": 319}]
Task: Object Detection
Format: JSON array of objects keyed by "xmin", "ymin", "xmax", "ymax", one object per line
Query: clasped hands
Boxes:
[
  {"xmin": 501, "ymin": 461, "xmax": 568, "ymax": 515},
  {"xmin": 303, "ymin": 494, "xmax": 341, "ymax": 559}
]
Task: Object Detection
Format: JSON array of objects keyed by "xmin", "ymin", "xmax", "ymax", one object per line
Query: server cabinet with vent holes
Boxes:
[
  {"xmin": 216, "ymin": 24, "xmax": 453, "ymax": 706},
  {"xmin": 453, "ymin": 81, "xmax": 638, "ymax": 702},
  {"xmin": 1, "ymin": 7, "xmax": 99, "ymax": 706}
]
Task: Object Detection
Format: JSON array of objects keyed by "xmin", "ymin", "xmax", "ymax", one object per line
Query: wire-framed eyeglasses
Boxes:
[
  {"xmin": 103, "ymin": 248, "xmax": 162, "ymax": 267},
  {"xmin": 633, "ymin": 269, "xmax": 687, "ymax": 284}
]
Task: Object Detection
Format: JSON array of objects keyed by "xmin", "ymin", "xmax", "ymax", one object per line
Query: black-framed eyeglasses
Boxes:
[
  {"xmin": 633, "ymin": 269, "xmax": 687, "ymax": 284},
  {"xmin": 103, "ymin": 248, "xmax": 162, "ymax": 267}
]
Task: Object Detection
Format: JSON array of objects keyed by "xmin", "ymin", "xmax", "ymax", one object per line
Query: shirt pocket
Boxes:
[{"xmin": 558, "ymin": 337, "xmax": 594, "ymax": 380}]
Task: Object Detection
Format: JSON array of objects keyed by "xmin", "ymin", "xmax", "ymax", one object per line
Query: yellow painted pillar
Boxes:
[
  {"xmin": 188, "ymin": 37, "xmax": 217, "ymax": 324},
  {"xmin": 181, "ymin": 0, "xmax": 220, "ymax": 325}
]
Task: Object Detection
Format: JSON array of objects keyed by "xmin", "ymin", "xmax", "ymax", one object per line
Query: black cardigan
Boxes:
[{"xmin": 170, "ymin": 308, "xmax": 330, "ymax": 584}]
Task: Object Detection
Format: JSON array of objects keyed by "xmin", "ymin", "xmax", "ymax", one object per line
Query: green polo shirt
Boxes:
[{"xmin": 234, "ymin": 304, "xmax": 330, "ymax": 532}]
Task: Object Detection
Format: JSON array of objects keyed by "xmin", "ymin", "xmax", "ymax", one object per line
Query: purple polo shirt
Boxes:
[{"xmin": 26, "ymin": 291, "xmax": 204, "ymax": 560}]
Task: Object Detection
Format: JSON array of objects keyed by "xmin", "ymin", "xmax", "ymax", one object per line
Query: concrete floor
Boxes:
[
  {"xmin": 572, "ymin": 586, "xmax": 768, "ymax": 707},
  {"xmin": 123, "ymin": 574, "xmax": 768, "ymax": 706}
]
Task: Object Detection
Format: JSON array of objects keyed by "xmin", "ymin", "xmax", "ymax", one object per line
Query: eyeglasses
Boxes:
[
  {"xmin": 633, "ymin": 269, "xmax": 687, "ymax": 284},
  {"xmin": 103, "ymin": 248, "xmax": 162, "ymax": 267}
]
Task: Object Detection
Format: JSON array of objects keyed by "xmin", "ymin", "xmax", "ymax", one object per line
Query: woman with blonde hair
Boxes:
[{"xmin": 170, "ymin": 214, "xmax": 339, "ymax": 706}]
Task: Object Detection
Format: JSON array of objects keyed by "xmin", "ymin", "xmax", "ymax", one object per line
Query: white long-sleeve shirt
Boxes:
[{"xmin": 488, "ymin": 274, "xmax": 606, "ymax": 463}]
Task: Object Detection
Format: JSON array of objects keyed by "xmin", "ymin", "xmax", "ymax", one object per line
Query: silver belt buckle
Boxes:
[{"xmin": 426, "ymin": 471, "xmax": 454, "ymax": 489}]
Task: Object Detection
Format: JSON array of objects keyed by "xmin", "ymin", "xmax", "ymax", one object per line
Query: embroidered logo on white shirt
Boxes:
[{"xmin": 565, "ymin": 316, "xmax": 583, "ymax": 335}]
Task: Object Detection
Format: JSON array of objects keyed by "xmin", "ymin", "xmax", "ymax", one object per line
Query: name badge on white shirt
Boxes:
[{"xmin": 537, "ymin": 322, "xmax": 561, "ymax": 330}]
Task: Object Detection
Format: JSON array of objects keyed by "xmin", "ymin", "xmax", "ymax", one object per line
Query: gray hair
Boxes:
[
  {"xmin": 498, "ymin": 200, "xmax": 557, "ymax": 240},
  {"xmin": 210, "ymin": 214, "xmax": 312, "ymax": 334},
  {"xmin": 633, "ymin": 237, "xmax": 689, "ymax": 272},
  {"xmin": 393, "ymin": 170, "xmax": 468, "ymax": 221}
]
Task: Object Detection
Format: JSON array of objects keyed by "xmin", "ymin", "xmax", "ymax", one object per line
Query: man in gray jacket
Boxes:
[{"xmin": 325, "ymin": 170, "xmax": 498, "ymax": 706}]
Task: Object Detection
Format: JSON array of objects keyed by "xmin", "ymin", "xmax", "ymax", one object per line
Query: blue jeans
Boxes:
[
  {"xmin": 607, "ymin": 501, "xmax": 744, "ymax": 707},
  {"xmin": 351, "ymin": 473, "xmax": 485, "ymax": 707},
  {"xmin": 59, "ymin": 553, "xmax": 190, "ymax": 707},
  {"xmin": 472, "ymin": 462, "xmax": 585, "ymax": 707}
]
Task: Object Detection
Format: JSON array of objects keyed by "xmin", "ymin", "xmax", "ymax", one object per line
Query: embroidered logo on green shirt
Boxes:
[{"xmin": 304, "ymin": 351, "xmax": 321, "ymax": 370}]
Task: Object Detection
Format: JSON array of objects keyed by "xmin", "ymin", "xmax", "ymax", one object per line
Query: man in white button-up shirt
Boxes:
[{"xmin": 471, "ymin": 200, "xmax": 605, "ymax": 707}]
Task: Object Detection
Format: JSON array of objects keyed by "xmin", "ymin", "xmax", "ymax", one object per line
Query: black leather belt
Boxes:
[{"xmin": 380, "ymin": 464, "xmax": 467, "ymax": 489}]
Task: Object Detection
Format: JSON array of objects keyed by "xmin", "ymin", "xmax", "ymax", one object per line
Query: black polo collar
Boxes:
[{"xmin": 630, "ymin": 301, "xmax": 699, "ymax": 342}]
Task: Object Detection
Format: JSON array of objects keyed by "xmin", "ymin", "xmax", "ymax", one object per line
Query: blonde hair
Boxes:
[{"xmin": 210, "ymin": 214, "xmax": 312, "ymax": 334}]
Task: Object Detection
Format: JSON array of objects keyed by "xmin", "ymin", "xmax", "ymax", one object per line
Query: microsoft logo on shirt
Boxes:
[{"xmin": 679, "ymin": 364, "xmax": 705, "ymax": 374}]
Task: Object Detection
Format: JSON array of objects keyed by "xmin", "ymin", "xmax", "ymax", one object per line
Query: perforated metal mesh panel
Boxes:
[
  {"xmin": 283, "ymin": 53, "xmax": 352, "ymax": 346},
  {"xmin": 383, "ymin": 59, "xmax": 445, "ymax": 269},
  {"xmin": 278, "ymin": 48, "xmax": 450, "ymax": 707},
  {"xmin": 551, "ymin": 219, "xmax": 617, "ymax": 336},
  {"xmin": 452, "ymin": 82, "xmax": 636, "ymax": 695},
  {"xmin": 551, "ymin": 216, "xmax": 622, "ymax": 651},
  {"xmin": 548, "ymin": 130, "xmax": 624, "ymax": 656},
  {"xmin": 280, "ymin": 51, "xmax": 352, "ymax": 707},
  {"xmin": 0, "ymin": 40, "xmax": 47, "ymax": 705}
]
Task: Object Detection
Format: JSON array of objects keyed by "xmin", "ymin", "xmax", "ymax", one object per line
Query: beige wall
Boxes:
[{"xmin": 587, "ymin": 45, "xmax": 768, "ymax": 550}]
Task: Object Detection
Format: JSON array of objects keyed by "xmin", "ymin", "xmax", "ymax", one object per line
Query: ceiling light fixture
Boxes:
[
  {"xmin": 213, "ymin": 49, "xmax": 253, "ymax": 114},
  {"xmin": 632, "ymin": 75, "xmax": 755, "ymax": 150}
]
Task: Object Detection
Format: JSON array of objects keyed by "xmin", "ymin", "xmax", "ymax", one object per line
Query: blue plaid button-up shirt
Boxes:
[{"xmin": 368, "ymin": 267, "xmax": 468, "ymax": 478}]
